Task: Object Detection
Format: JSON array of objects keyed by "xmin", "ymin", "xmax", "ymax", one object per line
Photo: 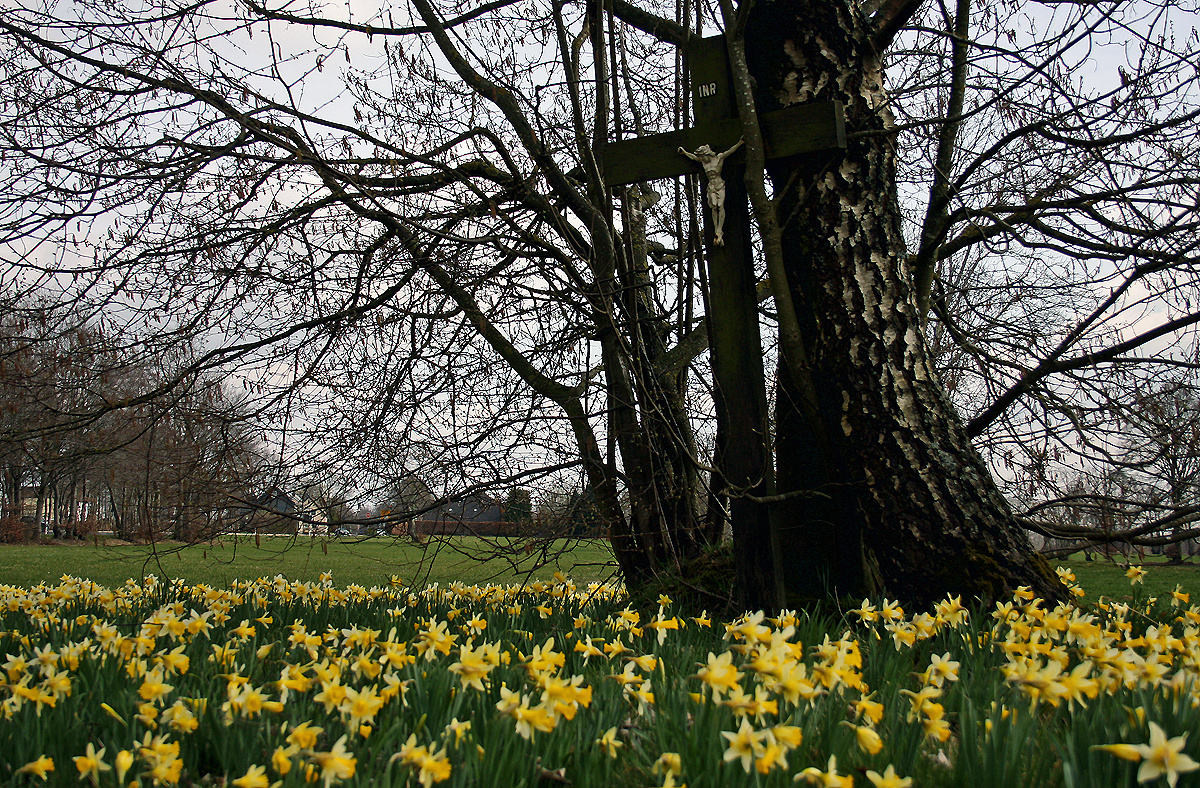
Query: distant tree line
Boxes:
[
  {"xmin": 0, "ymin": 302, "xmax": 268, "ymax": 542},
  {"xmin": 1023, "ymin": 376, "xmax": 1200, "ymax": 560}
]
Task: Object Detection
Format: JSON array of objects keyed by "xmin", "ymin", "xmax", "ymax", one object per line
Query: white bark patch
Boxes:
[
  {"xmin": 783, "ymin": 39, "xmax": 805, "ymax": 70},
  {"xmin": 835, "ymin": 211, "xmax": 852, "ymax": 243},
  {"xmin": 842, "ymin": 391, "xmax": 853, "ymax": 436},
  {"xmin": 838, "ymin": 159, "xmax": 860, "ymax": 184},
  {"xmin": 814, "ymin": 35, "xmax": 838, "ymax": 66},
  {"xmin": 906, "ymin": 326, "xmax": 927, "ymax": 381},
  {"xmin": 780, "ymin": 41, "xmax": 823, "ymax": 102},
  {"xmin": 779, "ymin": 71, "xmax": 802, "ymax": 106},
  {"xmin": 841, "ymin": 191, "xmax": 870, "ymax": 231},
  {"xmin": 876, "ymin": 260, "xmax": 898, "ymax": 372},
  {"xmin": 883, "ymin": 324, "xmax": 898, "ymax": 350},
  {"xmin": 860, "ymin": 53, "xmax": 897, "ymax": 128},
  {"xmin": 882, "ymin": 372, "xmax": 955, "ymax": 527},
  {"xmin": 836, "ymin": 67, "xmax": 852, "ymax": 97},
  {"xmin": 859, "ymin": 54, "xmax": 886, "ymax": 111},
  {"xmin": 855, "ymin": 260, "xmax": 879, "ymax": 326}
]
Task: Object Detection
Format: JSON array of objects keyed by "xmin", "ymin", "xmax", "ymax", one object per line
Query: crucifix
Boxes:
[
  {"xmin": 677, "ymin": 139, "xmax": 744, "ymax": 246},
  {"xmin": 599, "ymin": 35, "xmax": 845, "ymax": 596}
]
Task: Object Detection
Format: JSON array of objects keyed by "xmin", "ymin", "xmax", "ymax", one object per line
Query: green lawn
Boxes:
[
  {"xmin": 0, "ymin": 535, "xmax": 619, "ymax": 589},
  {"xmin": 1058, "ymin": 551, "xmax": 1200, "ymax": 602},
  {"xmin": 4, "ymin": 537, "xmax": 1198, "ymax": 608}
]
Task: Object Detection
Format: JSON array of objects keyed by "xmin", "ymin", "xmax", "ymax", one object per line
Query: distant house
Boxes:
[
  {"xmin": 12, "ymin": 486, "xmax": 96, "ymax": 534},
  {"xmin": 232, "ymin": 488, "xmax": 329, "ymax": 535},
  {"xmin": 17, "ymin": 486, "xmax": 40, "ymax": 519},
  {"xmin": 409, "ymin": 494, "xmax": 514, "ymax": 538}
]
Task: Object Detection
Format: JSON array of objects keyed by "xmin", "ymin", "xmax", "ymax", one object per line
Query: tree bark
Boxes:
[{"xmin": 746, "ymin": 0, "xmax": 1063, "ymax": 607}]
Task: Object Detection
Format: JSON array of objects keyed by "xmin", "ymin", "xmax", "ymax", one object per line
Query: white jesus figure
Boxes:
[{"xmin": 678, "ymin": 138, "xmax": 744, "ymax": 246}]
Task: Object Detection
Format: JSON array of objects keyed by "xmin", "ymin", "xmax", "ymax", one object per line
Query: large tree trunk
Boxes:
[{"xmin": 746, "ymin": 0, "xmax": 1062, "ymax": 607}]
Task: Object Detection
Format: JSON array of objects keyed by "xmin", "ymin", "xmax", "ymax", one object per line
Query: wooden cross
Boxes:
[
  {"xmin": 601, "ymin": 38, "xmax": 845, "ymax": 189},
  {"xmin": 599, "ymin": 36, "xmax": 846, "ymax": 601}
]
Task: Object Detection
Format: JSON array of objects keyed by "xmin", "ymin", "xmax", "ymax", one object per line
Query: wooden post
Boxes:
[
  {"xmin": 686, "ymin": 36, "xmax": 781, "ymax": 612},
  {"xmin": 599, "ymin": 36, "xmax": 845, "ymax": 611}
]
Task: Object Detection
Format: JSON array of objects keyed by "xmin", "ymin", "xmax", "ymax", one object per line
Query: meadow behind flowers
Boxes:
[
  {"xmin": 0, "ymin": 537, "xmax": 618, "ymax": 590},
  {"xmin": 3, "ymin": 566, "xmax": 1200, "ymax": 787}
]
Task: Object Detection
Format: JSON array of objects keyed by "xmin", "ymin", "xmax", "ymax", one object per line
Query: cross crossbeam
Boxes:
[{"xmin": 602, "ymin": 100, "xmax": 845, "ymax": 187}]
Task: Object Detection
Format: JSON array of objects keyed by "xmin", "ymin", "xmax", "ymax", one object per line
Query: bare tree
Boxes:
[{"xmin": 1048, "ymin": 377, "xmax": 1200, "ymax": 560}]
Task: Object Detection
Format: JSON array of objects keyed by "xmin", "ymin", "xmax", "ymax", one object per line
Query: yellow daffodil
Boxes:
[
  {"xmin": 721, "ymin": 718, "xmax": 766, "ymax": 773},
  {"xmin": 138, "ymin": 667, "xmax": 174, "ymax": 704},
  {"xmin": 721, "ymin": 684, "xmax": 778, "ymax": 722},
  {"xmin": 631, "ymin": 683, "xmax": 655, "ymax": 707},
  {"xmin": 603, "ymin": 636, "xmax": 629, "ymax": 658},
  {"xmin": 1093, "ymin": 743, "xmax": 1144, "ymax": 762},
  {"xmin": 73, "ymin": 743, "xmax": 111, "ymax": 785},
  {"xmin": 695, "ymin": 651, "xmax": 742, "ymax": 697},
  {"xmin": 311, "ymin": 735, "xmax": 357, "ymax": 787},
  {"xmin": 865, "ymin": 765, "xmax": 913, "ymax": 788},
  {"xmin": 15, "ymin": 756, "xmax": 54, "ymax": 780},
  {"xmin": 114, "ymin": 750, "xmax": 134, "ymax": 785},
  {"xmin": 573, "ymin": 636, "xmax": 605, "ymax": 661},
  {"xmin": 755, "ymin": 738, "xmax": 790, "ymax": 775},
  {"xmin": 796, "ymin": 755, "xmax": 852, "ymax": 787},
  {"xmin": 1135, "ymin": 722, "xmax": 1199, "ymax": 786},
  {"xmin": 924, "ymin": 651, "xmax": 961, "ymax": 688},
  {"xmin": 441, "ymin": 717, "xmax": 471, "ymax": 745},
  {"xmin": 899, "ymin": 685, "xmax": 941, "ymax": 720},
  {"xmin": 271, "ymin": 746, "xmax": 295, "ymax": 776},
  {"xmin": 339, "ymin": 685, "xmax": 385, "ymax": 730},
  {"xmin": 934, "ymin": 595, "xmax": 969, "ymax": 627},
  {"xmin": 286, "ymin": 721, "xmax": 324, "ymax": 750},
  {"xmin": 232, "ymin": 764, "xmax": 275, "ymax": 788},
  {"xmin": 653, "ymin": 752, "xmax": 682, "ymax": 777},
  {"xmin": 511, "ymin": 701, "xmax": 557, "ymax": 739},
  {"xmin": 627, "ymin": 653, "xmax": 659, "ymax": 672},
  {"xmin": 852, "ymin": 694, "xmax": 885, "ymax": 724},
  {"xmin": 414, "ymin": 748, "xmax": 452, "ymax": 787},
  {"xmin": 596, "ymin": 726, "xmax": 623, "ymax": 758},
  {"xmin": 393, "ymin": 733, "xmax": 428, "ymax": 767},
  {"xmin": 772, "ymin": 725, "xmax": 803, "ymax": 749},
  {"xmin": 853, "ymin": 599, "xmax": 878, "ymax": 623},
  {"xmin": 849, "ymin": 723, "xmax": 883, "ymax": 754}
]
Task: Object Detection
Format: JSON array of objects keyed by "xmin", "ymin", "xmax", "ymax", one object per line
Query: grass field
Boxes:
[
  {"xmin": 1057, "ymin": 550, "xmax": 1200, "ymax": 601},
  {"xmin": 3, "ymin": 537, "xmax": 1198, "ymax": 605},
  {"xmin": 0, "ymin": 535, "xmax": 619, "ymax": 589}
]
